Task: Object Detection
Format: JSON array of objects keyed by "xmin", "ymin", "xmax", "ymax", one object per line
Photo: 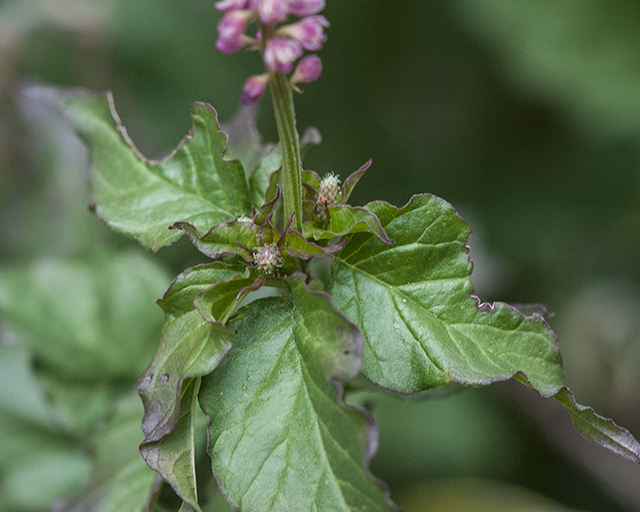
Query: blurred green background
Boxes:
[{"xmin": 1, "ymin": 0, "xmax": 640, "ymax": 511}]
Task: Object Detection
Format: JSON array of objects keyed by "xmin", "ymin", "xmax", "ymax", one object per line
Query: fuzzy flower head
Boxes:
[
  {"xmin": 253, "ymin": 243, "xmax": 284, "ymax": 275},
  {"xmin": 318, "ymin": 173, "xmax": 341, "ymax": 206},
  {"xmin": 215, "ymin": 0, "xmax": 327, "ymax": 103}
]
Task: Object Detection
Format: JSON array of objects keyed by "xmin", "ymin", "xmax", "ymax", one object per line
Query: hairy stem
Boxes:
[{"xmin": 270, "ymin": 72, "xmax": 302, "ymax": 231}]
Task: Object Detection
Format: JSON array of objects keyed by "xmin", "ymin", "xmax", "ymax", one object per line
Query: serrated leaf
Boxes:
[
  {"xmin": 140, "ymin": 295, "xmax": 235, "ymax": 442},
  {"xmin": 157, "ymin": 262, "xmax": 246, "ymax": 318},
  {"xmin": 140, "ymin": 262, "xmax": 244, "ymax": 505},
  {"xmin": 330, "ymin": 194, "xmax": 640, "ymax": 461},
  {"xmin": 303, "ymin": 204, "xmax": 392, "ymax": 244},
  {"xmin": 330, "ymin": 194, "xmax": 564, "ymax": 394},
  {"xmin": 172, "ymin": 220, "xmax": 262, "ymax": 260},
  {"xmin": 192, "ymin": 268, "xmax": 260, "ymax": 322},
  {"xmin": 52, "ymin": 392, "xmax": 159, "ymax": 512},
  {"xmin": 551, "ymin": 385, "xmax": 640, "ymax": 463},
  {"xmin": 51, "ymin": 88, "xmax": 251, "ymax": 251},
  {"xmin": 199, "ymin": 279, "xmax": 396, "ymax": 512}
]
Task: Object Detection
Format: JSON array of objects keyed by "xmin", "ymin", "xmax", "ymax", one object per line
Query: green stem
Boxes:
[{"xmin": 270, "ymin": 72, "xmax": 302, "ymax": 232}]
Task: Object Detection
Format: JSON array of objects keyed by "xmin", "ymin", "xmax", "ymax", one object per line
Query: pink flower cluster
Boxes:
[{"xmin": 215, "ymin": 0, "xmax": 328, "ymax": 104}]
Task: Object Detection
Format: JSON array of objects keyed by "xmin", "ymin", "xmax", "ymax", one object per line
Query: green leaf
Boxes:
[
  {"xmin": 249, "ymin": 144, "xmax": 282, "ymax": 209},
  {"xmin": 341, "ymin": 160, "xmax": 371, "ymax": 204},
  {"xmin": 194, "ymin": 271, "xmax": 261, "ymax": 322},
  {"xmin": 330, "ymin": 194, "xmax": 564, "ymax": 394},
  {"xmin": 551, "ymin": 386, "xmax": 640, "ymax": 463},
  {"xmin": 172, "ymin": 220, "xmax": 263, "ymax": 260},
  {"xmin": 139, "ymin": 308, "xmax": 233, "ymax": 444},
  {"xmin": 303, "ymin": 204, "xmax": 392, "ymax": 244},
  {"xmin": 54, "ymin": 391, "xmax": 159, "ymax": 512},
  {"xmin": 330, "ymin": 194, "xmax": 640, "ymax": 461},
  {"xmin": 140, "ymin": 378, "xmax": 203, "ymax": 511},
  {"xmin": 220, "ymin": 105, "xmax": 263, "ymax": 176},
  {"xmin": 140, "ymin": 262, "xmax": 244, "ymax": 505},
  {"xmin": 0, "ymin": 251, "xmax": 169, "ymax": 382},
  {"xmin": 52, "ymin": 89, "xmax": 251, "ymax": 251},
  {"xmin": 199, "ymin": 277, "xmax": 396, "ymax": 512}
]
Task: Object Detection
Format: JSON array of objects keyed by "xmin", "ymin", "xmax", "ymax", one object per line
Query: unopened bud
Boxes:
[
  {"xmin": 253, "ymin": 243, "xmax": 284, "ymax": 275},
  {"xmin": 318, "ymin": 173, "xmax": 341, "ymax": 206},
  {"xmin": 290, "ymin": 55, "xmax": 322, "ymax": 89},
  {"xmin": 241, "ymin": 74, "xmax": 270, "ymax": 105}
]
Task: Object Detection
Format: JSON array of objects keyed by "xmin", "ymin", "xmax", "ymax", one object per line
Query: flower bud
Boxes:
[
  {"xmin": 290, "ymin": 55, "xmax": 322, "ymax": 88},
  {"xmin": 263, "ymin": 37, "xmax": 303, "ymax": 73},
  {"xmin": 276, "ymin": 15, "xmax": 329, "ymax": 51},
  {"xmin": 253, "ymin": 243, "xmax": 284, "ymax": 275},
  {"xmin": 256, "ymin": 0, "xmax": 289, "ymax": 25},
  {"xmin": 216, "ymin": 9, "xmax": 254, "ymax": 54},
  {"xmin": 288, "ymin": 0, "xmax": 325, "ymax": 17},
  {"xmin": 318, "ymin": 173, "xmax": 341, "ymax": 206},
  {"xmin": 241, "ymin": 74, "xmax": 270, "ymax": 105}
]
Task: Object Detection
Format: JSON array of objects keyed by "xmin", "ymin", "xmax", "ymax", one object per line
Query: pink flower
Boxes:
[
  {"xmin": 256, "ymin": 0, "xmax": 289, "ymax": 25},
  {"xmin": 288, "ymin": 0, "xmax": 325, "ymax": 17},
  {"xmin": 241, "ymin": 74, "xmax": 270, "ymax": 105},
  {"xmin": 290, "ymin": 55, "xmax": 322, "ymax": 89},
  {"xmin": 263, "ymin": 37, "xmax": 303, "ymax": 73},
  {"xmin": 215, "ymin": 0, "xmax": 249, "ymax": 11},
  {"xmin": 216, "ymin": 9, "xmax": 254, "ymax": 54},
  {"xmin": 276, "ymin": 15, "xmax": 329, "ymax": 51}
]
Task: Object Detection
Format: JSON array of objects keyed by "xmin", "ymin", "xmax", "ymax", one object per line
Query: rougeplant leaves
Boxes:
[
  {"xmin": 330, "ymin": 194, "xmax": 564, "ymax": 394},
  {"xmin": 172, "ymin": 220, "xmax": 263, "ymax": 261},
  {"xmin": 330, "ymin": 194, "xmax": 640, "ymax": 459},
  {"xmin": 551, "ymin": 385, "xmax": 640, "ymax": 463},
  {"xmin": 51, "ymin": 88, "xmax": 251, "ymax": 251},
  {"xmin": 303, "ymin": 204, "xmax": 392, "ymax": 244},
  {"xmin": 137, "ymin": 307, "xmax": 230, "ymax": 443},
  {"xmin": 139, "ymin": 262, "xmax": 246, "ymax": 506},
  {"xmin": 199, "ymin": 276, "xmax": 396, "ymax": 512},
  {"xmin": 141, "ymin": 378, "xmax": 203, "ymax": 511}
]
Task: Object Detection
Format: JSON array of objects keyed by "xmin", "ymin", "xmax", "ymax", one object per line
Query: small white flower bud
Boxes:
[
  {"xmin": 318, "ymin": 173, "xmax": 341, "ymax": 206},
  {"xmin": 253, "ymin": 243, "xmax": 284, "ymax": 275}
]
